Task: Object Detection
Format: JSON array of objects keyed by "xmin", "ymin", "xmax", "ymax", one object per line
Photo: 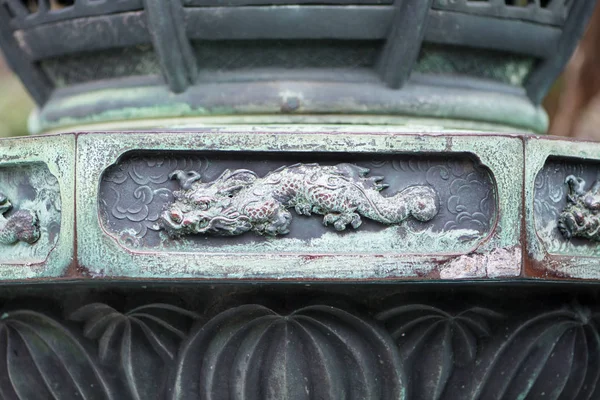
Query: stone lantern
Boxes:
[{"xmin": 0, "ymin": 0, "xmax": 598, "ymax": 398}]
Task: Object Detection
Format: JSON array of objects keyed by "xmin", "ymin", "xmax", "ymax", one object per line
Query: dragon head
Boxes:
[
  {"xmin": 160, "ymin": 169, "xmax": 257, "ymax": 236},
  {"xmin": 558, "ymin": 175, "xmax": 600, "ymax": 240}
]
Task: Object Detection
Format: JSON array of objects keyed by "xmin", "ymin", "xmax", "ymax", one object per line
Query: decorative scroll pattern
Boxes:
[
  {"xmin": 0, "ymin": 299, "xmax": 595, "ymax": 398},
  {"xmin": 162, "ymin": 163, "xmax": 438, "ymax": 237},
  {"xmin": 100, "ymin": 154, "xmax": 207, "ymax": 247},
  {"xmin": 384, "ymin": 158, "xmax": 493, "ymax": 233}
]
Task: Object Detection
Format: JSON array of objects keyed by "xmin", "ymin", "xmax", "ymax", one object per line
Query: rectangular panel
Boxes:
[
  {"xmin": 0, "ymin": 134, "xmax": 75, "ymax": 279},
  {"xmin": 525, "ymin": 137, "xmax": 600, "ymax": 279},
  {"xmin": 98, "ymin": 152, "xmax": 494, "ymax": 255},
  {"xmin": 77, "ymin": 130, "xmax": 523, "ymax": 281}
]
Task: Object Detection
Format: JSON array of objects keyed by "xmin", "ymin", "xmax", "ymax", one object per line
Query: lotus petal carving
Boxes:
[
  {"xmin": 171, "ymin": 304, "xmax": 406, "ymax": 400},
  {"xmin": 70, "ymin": 303, "xmax": 198, "ymax": 400}
]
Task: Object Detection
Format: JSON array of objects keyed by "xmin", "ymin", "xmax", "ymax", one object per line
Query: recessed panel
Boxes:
[
  {"xmin": 0, "ymin": 162, "xmax": 61, "ymax": 264},
  {"xmin": 99, "ymin": 151, "xmax": 496, "ymax": 255},
  {"xmin": 534, "ymin": 157, "xmax": 600, "ymax": 255}
]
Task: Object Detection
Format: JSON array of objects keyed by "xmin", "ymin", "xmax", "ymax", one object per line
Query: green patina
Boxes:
[
  {"xmin": 75, "ymin": 131, "xmax": 522, "ymax": 280},
  {"xmin": 0, "ymin": 129, "xmax": 536, "ymax": 281},
  {"xmin": 525, "ymin": 137, "xmax": 600, "ymax": 280},
  {"xmin": 415, "ymin": 45, "xmax": 535, "ymax": 86},
  {"xmin": 0, "ymin": 163, "xmax": 60, "ymax": 261},
  {"xmin": 0, "ymin": 134, "xmax": 75, "ymax": 280},
  {"xmin": 130, "ymin": 226, "xmax": 483, "ymax": 255},
  {"xmin": 33, "ymin": 82, "xmax": 548, "ymax": 134}
]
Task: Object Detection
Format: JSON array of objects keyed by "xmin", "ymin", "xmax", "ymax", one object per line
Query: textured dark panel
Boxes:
[
  {"xmin": 0, "ymin": 284, "xmax": 597, "ymax": 399},
  {"xmin": 191, "ymin": 40, "xmax": 382, "ymax": 70},
  {"xmin": 99, "ymin": 151, "xmax": 495, "ymax": 252},
  {"xmin": 534, "ymin": 157, "xmax": 600, "ymax": 255}
]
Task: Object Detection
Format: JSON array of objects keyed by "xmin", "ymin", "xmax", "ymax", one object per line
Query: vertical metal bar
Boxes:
[
  {"xmin": 377, "ymin": 0, "xmax": 434, "ymax": 89},
  {"xmin": 2, "ymin": 0, "xmax": 29, "ymax": 19},
  {"xmin": 0, "ymin": 2, "xmax": 53, "ymax": 105},
  {"xmin": 143, "ymin": 0, "xmax": 198, "ymax": 94}
]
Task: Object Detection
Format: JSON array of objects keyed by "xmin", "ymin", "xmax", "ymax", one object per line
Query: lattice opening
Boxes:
[
  {"xmin": 15, "ymin": 0, "xmax": 74, "ymax": 13},
  {"xmin": 466, "ymin": 0, "xmax": 559, "ymax": 7},
  {"xmin": 1, "ymin": 0, "xmax": 142, "ymax": 26},
  {"xmin": 20, "ymin": 0, "xmax": 37, "ymax": 13}
]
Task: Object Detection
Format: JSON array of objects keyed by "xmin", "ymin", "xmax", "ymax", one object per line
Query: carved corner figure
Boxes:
[
  {"xmin": 558, "ymin": 175, "xmax": 600, "ymax": 241},
  {"xmin": 0, "ymin": 193, "xmax": 40, "ymax": 245},
  {"xmin": 160, "ymin": 163, "xmax": 439, "ymax": 237}
]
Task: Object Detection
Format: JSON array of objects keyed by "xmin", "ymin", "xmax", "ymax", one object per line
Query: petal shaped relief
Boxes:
[
  {"xmin": 469, "ymin": 304, "xmax": 600, "ymax": 400},
  {"xmin": 70, "ymin": 303, "xmax": 199, "ymax": 400},
  {"xmin": 377, "ymin": 305, "xmax": 503, "ymax": 400},
  {"xmin": 471, "ymin": 303, "xmax": 600, "ymax": 400},
  {"xmin": 171, "ymin": 304, "xmax": 406, "ymax": 400},
  {"xmin": 0, "ymin": 310, "xmax": 114, "ymax": 399},
  {"xmin": 0, "ymin": 301, "xmax": 597, "ymax": 399}
]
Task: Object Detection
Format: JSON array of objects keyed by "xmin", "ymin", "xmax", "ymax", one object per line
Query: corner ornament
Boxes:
[
  {"xmin": 0, "ymin": 193, "xmax": 40, "ymax": 245},
  {"xmin": 558, "ymin": 175, "xmax": 600, "ymax": 241},
  {"xmin": 160, "ymin": 163, "xmax": 439, "ymax": 237}
]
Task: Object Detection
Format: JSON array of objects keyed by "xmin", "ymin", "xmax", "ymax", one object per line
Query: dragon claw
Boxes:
[
  {"xmin": 322, "ymin": 214, "xmax": 335, "ymax": 226},
  {"xmin": 323, "ymin": 212, "xmax": 361, "ymax": 231},
  {"xmin": 334, "ymin": 220, "xmax": 347, "ymax": 231},
  {"xmin": 295, "ymin": 204, "xmax": 312, "ymax": 216},
  {"xmin": 351, "ymin": 214, "xmax": 362, "ymax": 229}
]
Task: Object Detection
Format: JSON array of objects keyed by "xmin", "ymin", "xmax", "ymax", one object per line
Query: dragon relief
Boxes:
[
  {"xmin": 160, "ymin": 163, "xmax": 438, "ymax": 237},
  {"xmin": 0, "ymin": 193, "xmax": 40, "ymax": 245},
  {"xmin": 558, "ymin": 175, "xmax": 600, "ymax": 241}
]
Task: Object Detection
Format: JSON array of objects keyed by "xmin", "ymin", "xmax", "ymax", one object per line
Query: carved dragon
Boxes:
[
  {"xmin": 0, "ymin": 193, "xmax": 40, "ymax": 245},
  {"xmin": 558, "ymin": 175, "xmax": 600, "ymax": 241},
  {"xmin": 160, "ymin": 163, "xmax": 438, "ymax": 237}
]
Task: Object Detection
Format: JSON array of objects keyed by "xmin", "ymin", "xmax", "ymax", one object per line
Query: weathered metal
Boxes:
[
  {"xmin": 0, "ymin": 0, "xmax": 595, "ymax": 133},
  {"xmin": 0, "ymin": 284, "xmax": 594, "ymax": 399},
  {"xmin": 0, "ymin": 129, "xmax": 594, "ymax": 283},
  {"xmin": 0, "ymin": 134, "xmax": 74, "ymax": 280},
  {"xmin": 0, "ymin": 193, "xmax": 40, "ymax": 245},
  {"xmin": 557, "ymin": 175, "xmax": 600, "ymax": 241},
  {"xmin": 1, "ymin": 1, "xmax": 600, "ymax": 399},
  {"xmin": 162, "ymin": 163, "xmax": 438, "ymax": 236},
  {"xmin": 0, "ymin": 129, "xmax": 596, "ymax": 284},
  {"xmin": 75, "ymin": 130, "xmax": 519, "ymax": 280}
]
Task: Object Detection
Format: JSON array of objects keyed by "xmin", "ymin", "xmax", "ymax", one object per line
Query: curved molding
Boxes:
[{"xmin": 0, "ymin": 297, "xmax": 594, "ymax": 398}]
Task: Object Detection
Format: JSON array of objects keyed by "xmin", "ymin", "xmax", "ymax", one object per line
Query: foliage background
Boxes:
[{"xmin": 0, "ymin": 56, "xmax": 34, "ymax": 137}]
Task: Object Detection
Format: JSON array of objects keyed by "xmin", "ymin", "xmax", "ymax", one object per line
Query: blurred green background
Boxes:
[
  {"xmin": 0, "ymin": 55, "xmax": 35, "ymax": 137},
  {"xmin": 0, "ymin": 56, "xmax": 34, "ymax": 137}
]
